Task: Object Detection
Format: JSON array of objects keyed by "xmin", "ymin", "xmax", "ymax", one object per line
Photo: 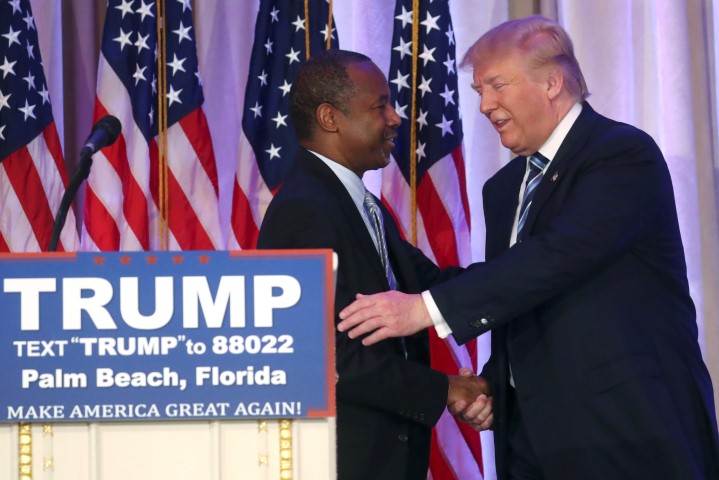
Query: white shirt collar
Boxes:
[{"xmin": 536, "ymin": 102, "xmax": 583, "ymax": 165}]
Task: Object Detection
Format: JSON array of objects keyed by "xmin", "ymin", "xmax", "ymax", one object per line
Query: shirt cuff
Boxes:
[{"xmin": 422, "ymin": 290, "xmax": 452, "ymax": 338}]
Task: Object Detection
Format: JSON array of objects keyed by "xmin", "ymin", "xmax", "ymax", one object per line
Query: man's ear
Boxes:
[
  {"xmin": 546, "ymin": 66, "xmax": 564, "ymax": 101},
  {"xmin": 316, "ymin": 103, "xmax": 339, "ymax": 133}
]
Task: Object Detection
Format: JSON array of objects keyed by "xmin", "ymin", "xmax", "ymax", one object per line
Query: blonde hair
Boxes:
[{"xmin": 460, "ymin": 15, "xmax": 589, "ymax": 101}]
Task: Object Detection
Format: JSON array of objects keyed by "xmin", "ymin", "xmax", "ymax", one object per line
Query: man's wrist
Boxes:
[{"xmin": 422, "ymin": 290, "xmax": 452, "ymax": 338}]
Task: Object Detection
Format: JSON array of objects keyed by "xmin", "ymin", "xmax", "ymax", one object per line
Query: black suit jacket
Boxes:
[
  {"xmin": 430, "ymin": 103, "xmax": 719, "ymax": 479},
  {"xmin": 257, "ymin": 149, "xmax": 461, "ymax": 480}
]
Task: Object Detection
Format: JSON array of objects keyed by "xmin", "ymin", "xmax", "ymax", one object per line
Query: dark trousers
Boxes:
[{"xmin": 507, "ymin": 389, "xmax": 546, "ymax": 480}]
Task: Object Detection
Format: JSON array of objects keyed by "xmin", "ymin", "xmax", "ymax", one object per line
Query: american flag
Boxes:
[
  {"xmin": 0, "ymin": 0, "xmax": 78, "ymax": 252},
  {"xmin": 383, "ymin": 1, "xmax": 481, "ymax": 478},
  {"xmin": 82, "ymin": 0, "xmax": 222, "ymax": 251},
  {"xmin": 228, "ymin": 0, "xmax": 337, "ymax": 250}
]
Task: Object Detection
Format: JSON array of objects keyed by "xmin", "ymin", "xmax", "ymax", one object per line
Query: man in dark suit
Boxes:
[
  {"xmin": 257, "ymin": 49, "xmax": 491, "ymax": 480},
  {"xmin": 338, "ymin": 16, "xmax": 719, "ymax": 480}
]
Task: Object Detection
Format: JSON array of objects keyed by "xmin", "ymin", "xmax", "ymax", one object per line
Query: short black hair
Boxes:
[{"xmin": 289, "ymin": 49, "xmax": 372, "ymax": 141}]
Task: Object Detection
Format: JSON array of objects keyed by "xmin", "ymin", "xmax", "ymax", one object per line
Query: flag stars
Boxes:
[
  {"xmin": 440, "ymin": 84, "xmax": 455, "ymax": 106},
  {"xmin": 195, "ymin": 69, "xmax": 202, "ymax": 86},
  {"xmin": 19, "ymin": 99, "xmax": 36, "ymax": 121},
  {"xmin": 416, "ymin": 141, "xmax": 426, "ymax": 161},
  {"xmin": 278, "ymin": 79, "xmax": 292, "ymax": 96},
  {"xmin": 166, "ymin": 85, "xmax": 182, "ymax": 106},
  {"xmin": 419, "ymin": 44, "xmax": 436, "ymax": 66},
  {"xmin": 250, "ymin": 101, "xmax": 263, "ymax": 118},
  {"xmin": 269, "ymin": 6, "xmax": 280, "ymax": 22},
  {"xmin": 435, "ymin": 114, "xmax": 454, "ymax": 137},
  {"xmin": 8, "ymin": 0, "xmax": 21, "ymax": 15},
  {"xmin": 133, "ymin": 64, "xmax": 147, "ymax": 85},
  {"xmin": 421, "ymin": 12, "xmax": 441, "ymax": 34},
  {"xmin": 418, "ymin": 75, "xmax": 432, "ymax": 97},
  {"xmin": 114, "ymin": 29, "xmax": 132, "ymax": 51},
  {"xmin": 2, "ymin": 26, "xmax": 22, "ymax": 47},
  {"xmin": 416, "ymin": 109, "xmax": 428, "ymax": 130},
  {"xmin": 173, "ymin": 21, "xmax": 192, "ymax": 44},
  {"xmin": 22, "ymin": 71, "xmax": 35, "ymax": 90},
  {"xmin": 151, "ymin": 74, "xmax": 157, "ymax": 94},
  {"xmin": 257, "ymin": 69, "xmax": 268, "ymax": 86},
  {"xmin": 0, "ymin": 89, "xmax": 10, "ymax": 111},
  {"xmin": 394, "ymin": 100, "xmax": 408, "ymax": 120},
  {"xmin": 136, "ymin": 1, "xmax": 155, "ymax": 21},
  {"xmin": 444, "ymin": 54, "xmax": 455, "ymax": 75},
  {"xmin": 395, "ymin": 6, "xmax": 412, "ymax": 28},
  {"xmin": 264, "ymin": 38, "xmax": 273, "ymax": 54},
  {"xmin": 446, "ymin": 24, "xmax": 455, "ymax": 45},
  {"xmin": 167, "ymin": 53, "xmax": 187, "ymax": 76},
  {"xmin": 148, "ymin": 105, "xmax": 154, "ymax": 125},
  {"xmin": 22, "ymin": 11, "xmax": 35, "ymax": 30},
  {"xmin": 292, "ymin": 15, "xmax": 305, "ymax": 32},
  {"xmin": 393, "ymin": 37, "xmax": 412, "ymax": 59},
  {"xmin": 26, "ymin": 40, "xmax": 34, "ymax": 59},
  {"xmin": 38, "ymin": 85, "xmax": 50, "ymax": 104},
  {"xmin": 265, "ymin": 143, "xmax": 281, "ymax": 160},
  {"xmin": 176, "ymin": 0, "xmax": 191, "ymax": 12},
  {"xmin": 115, "ymin": 0, "xmax": 134, "ymax": 19},
  {"xmin": 272, "ymin": 112, "xmax": 288, "ymax": 128},
  {"xmin": 286, "ymin": 47, "xmax": 300, "ymax": 64},
  {"xmin": 134, "ymin": 32, "xmax": 150, "ymax": 53},
  {"xmin": 0, "ymin": 56, "xmax": 17, "ymax": 78},
  {"xmin": 391, "ymin": 70, "xmax": 410, "ymax": 92},
  {"xmin": 0, "ymin": 125, "xmax": 5, "ymax": 141},
  {"xmin": 320, "ymin": 24, "xmax": 336, "ymax": 41}
]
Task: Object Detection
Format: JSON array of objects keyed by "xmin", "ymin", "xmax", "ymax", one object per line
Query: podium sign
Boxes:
[{"xmin": 0, "ymin": 250, "xmax": 335, "ymax": 423}]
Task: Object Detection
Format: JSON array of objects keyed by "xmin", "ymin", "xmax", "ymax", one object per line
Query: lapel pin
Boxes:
[{"xmin": 551, "ymin": 172, "xmax": 559, "ymax": 182}]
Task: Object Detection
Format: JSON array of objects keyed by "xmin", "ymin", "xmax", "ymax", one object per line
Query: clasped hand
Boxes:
[{"xmin": 447, "ymin": 368, "xmax": 493, "ymax": 432}]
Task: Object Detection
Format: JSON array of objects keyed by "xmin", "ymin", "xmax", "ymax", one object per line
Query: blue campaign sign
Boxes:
[{"xmin": 0, "ymin": 250, "xmax": 335, "ymax": 422}]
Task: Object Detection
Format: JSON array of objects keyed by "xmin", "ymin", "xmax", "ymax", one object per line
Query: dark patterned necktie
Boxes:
[{"xmin": 363, "ymin": 190, "xmax": 398, "ymax": 290}]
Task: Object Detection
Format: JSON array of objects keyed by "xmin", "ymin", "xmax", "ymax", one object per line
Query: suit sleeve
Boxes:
[
  {"xmin": 432, "ymin": 126, "xmax": 677, "ymax": 344},
  {"xmin": 258, "ymin": 195, "xmax": 449, "ymax": 427}
]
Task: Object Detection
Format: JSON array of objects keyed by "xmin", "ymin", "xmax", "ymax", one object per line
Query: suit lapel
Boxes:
[
  {"xmin": 522, "ymin": 102, "xmax": 599, "ymax": 235},
  {"xmin": 485, "ymin": 157, "xmax": 526, "ymax": 258}
]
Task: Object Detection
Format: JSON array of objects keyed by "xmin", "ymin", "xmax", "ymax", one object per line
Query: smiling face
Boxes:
[
  {"xmin": 471, "ymin": 50, "xmax": 559, "ymax": 156},
  {"xmin": 333, "ymin": 61, "xmax": 401, "ymax": 176}
]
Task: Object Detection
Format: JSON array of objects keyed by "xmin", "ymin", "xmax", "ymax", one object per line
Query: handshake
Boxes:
[{"xmin": 447, "ymin": 368, "xmax": 493, "ymax": 431}]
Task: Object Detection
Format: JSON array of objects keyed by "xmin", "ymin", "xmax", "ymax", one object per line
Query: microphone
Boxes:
[
  {"xmin": 80, "ymin": 115, "xmax": 122, "ymax": 157},
  {"xmin": 48, "ymin": 116, "xmax": 122, "ymax": 252}
]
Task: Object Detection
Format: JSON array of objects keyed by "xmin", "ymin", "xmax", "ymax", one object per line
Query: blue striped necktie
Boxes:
[
  {"xmin": 363, "ymin": 190, "xmax": 398, "ymax": 290},
  {"xmin": 517, "ymin": 153, "xmax": 548, "ymax": 240}
]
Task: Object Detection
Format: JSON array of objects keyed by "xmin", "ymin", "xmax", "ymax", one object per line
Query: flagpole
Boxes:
[
  {"xmin": 157, "ymin": 0, "xmax": 169, "ymax": 250},
  {"xmin": 409, "ymin": 0, "xmax": 420, "ymax": 245}
]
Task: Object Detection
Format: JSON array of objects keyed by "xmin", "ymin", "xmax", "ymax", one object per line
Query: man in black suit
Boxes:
[
  {"xmin": 338, "ymin": 16, "xmax": 719, "ymax": 480},
  {"xmin": 257, "ymin": 49, "xmax": 491, "ymax": 480}
]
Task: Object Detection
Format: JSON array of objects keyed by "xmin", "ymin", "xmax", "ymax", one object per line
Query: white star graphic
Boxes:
[
  {"xmin": 416, "ymin": 109, "xmax": 428, "ymax": 130},
  {"xmin": 19, "ymin": 99, "xmax": 36, "ymax": 121},
  {"xmin": 391, "ymin": 71, "xmax": 410, "ymax": 92},
  {"xmin": 278, "ymin": 80, "xmax": 292, "ymax": 96},
  {"xmin": 257, "ymin": 69, "xmax": 268, "ymax": 86},
  {"xmin": 418, "ymin": 75, "xmax": 432, "ymax": 97},
  {"xmin": 151, "ymin": 75, "xmax": 157, "ymax": 94},
  {"xmin": 419, "ymin": 44, "xmax": 436, "ymax": 66},
  {"xmin": 134, "ymin": 32, "xmax": 150, "ymax": 53},
  {"xmin": 416, "ymin": 141, "xmax": 426, "ymax": 161},
  {"xmin": 265, "ymin": 143, "xmax": 281, "ymax": 160},
  {"xmin": 250, "ymin": 101, "xmax": 263, "ymax": 118},
  {"xmin": 23, "ymin": 11, "xmax": 35, "ymax": 30},
  {"xmin": 0, "ymin": 56, "xmax": 17, "ymax": 78},
  {"xmin": 393, "ymin": 37, "xmax": 412, "ymax": 59},
  {"xmin": 173, "ymin": 21, "xmax": 192, "ymax": 44},
  {"xmin": 115, "ymin": 0, "xmax": 134, "ymax": 19},
  {"xmin": 272, "ymin": 112, "xmax": 288, "ymax": 128},
  {"xmin": 166, "ymin": 85, "xmax": 183, "ymax": 106},
  {"xmin": 286, "ymin": 47, "xmax": 301, "ymax": 64},
  {"xmin": 26, "ymin": 40, "xmax": 34, "ymax": 59},
  {"xmin": 136, "ymin": 1, "xmax": 155, "ymax": 21},
  {"xmin": 176, "ymin": 0, "xmax": 191, "ymax": 12},
  {"xmin": 0, "ymin": 89, "xmax": 11, "ymax": 111},
  {"xmin": 23, "ymin": 71, "xmax": 35, "ymax": 90},
  {"xmin": 292, "ymin": 15, "xmax": 306, "ymax": 32},
  {"xmin": 148, "ymin": 105, "xmax": 154, "ymax": 125},
  {"xmin": 167, "ymin": 53, "xmax": 187, "ymax": 76},
  {"xmin": 38, "ymin": 85, "xmax": 50, "ymax": 104},
  {"xmin": 443, "ymin": 54, "xmax": 455, "ymax": 75},
  {"xmin": 8, "ymin": 0, "xmax": 21, "ymax": 14},
  {"xmin": 421, "ymin": 12, "xmax": 441, "ymax": 34},
  {"xmin": 114, "ymin": 29, "xmax": 133, "ymax": 51},
  {"xmin": 0, "ymin": 125, "xmax": 5, "ymax": 141},
  {"xmin": 270, "ymin": 6, "xmax": 280, "ymax": 22},
  {"xmin": 446, "ymin": 24, "xmax": 455, "ymax": 45},
  {"xmin": 439, "ymin": 84, "xmax": 455, "ymax": 106},
  {"xmin": 395, "ymin": 6, "xmax": 412, "ymax": 28},
  {"xmin": 320, "ymin": 24, "xmax": 336, "ymax": 41},
  {"xmin": 133, "ymin": 64, "xmax": 147, "ymax": 85},
  {"xmin": 264, "ymin": 38, "xmax": 273, "ymax": 54},
  {"xmin": 2, "ymin": 26, "xmax": 22, "ymax": 47},
  {"xmin": 394, "ymin": 101, "xmax": 408, "ymax": 120},
  {"xmin": 435, "ymin": 114, "xmax": 454, "ymax": 137},
  {"xmin": 195, "ymin": 69, "xmax": 202, "ymax": 86}
]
